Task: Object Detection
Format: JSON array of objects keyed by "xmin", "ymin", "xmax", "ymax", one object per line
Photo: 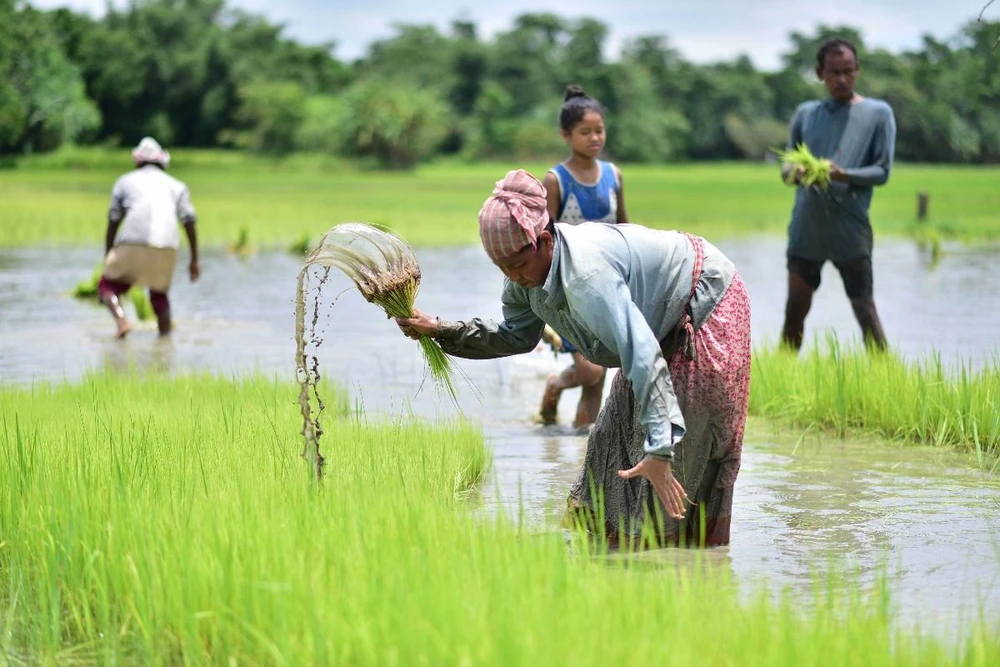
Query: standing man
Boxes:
[
  {"xmin": 781, "ymin": 37, "xmax": 896, "ymax": 351},
  {"xmin": 98, "ymin": 137, "xmax": 200, "ymax": 338}
]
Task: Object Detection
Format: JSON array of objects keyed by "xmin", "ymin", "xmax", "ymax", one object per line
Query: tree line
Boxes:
[{"xmin": 2, "ymin": 0, "xmax": 998, "ymax": 166}]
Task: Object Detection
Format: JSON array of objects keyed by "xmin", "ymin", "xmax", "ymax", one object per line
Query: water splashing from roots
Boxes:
[
  {"xmin": 294, "ymin": 223, "xmax": 471, "ymax": 480},
  {"xmin": 295, "ymin": 264, "xmax": 331, "ymax": 480}
]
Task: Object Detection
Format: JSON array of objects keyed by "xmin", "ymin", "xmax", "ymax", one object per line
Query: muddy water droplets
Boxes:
[{"xmin": 294, "ymin": 264, "xmax": 332, "ymax": 480}]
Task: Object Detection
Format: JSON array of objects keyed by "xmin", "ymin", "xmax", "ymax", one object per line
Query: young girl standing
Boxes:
[{"xmin": 537, "ymin": 85, "xmax": 629, "ymax": 429}]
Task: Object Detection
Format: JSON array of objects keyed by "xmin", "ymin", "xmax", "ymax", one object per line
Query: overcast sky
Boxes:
[{"xmin": 28, "ymin": 0, "xmax": 994, "ymax": 70}]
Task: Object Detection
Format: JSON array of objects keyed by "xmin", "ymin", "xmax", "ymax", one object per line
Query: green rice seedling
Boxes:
[
  {"xmin": 751, "ymin": 338, "xmax": 1000, "ymax": 465},
  {"xmin": 128, "ymin": 287, "xmax": 154, "ymax": 321},
  {"xmin": 225, "ymin": 224, "xmax": 254, "ymax": 259},
  {"xmin": 72, "ymin": 261, "xmax": 154, "ymax": 321},
  {"xmin": 775, "ymin": 143, "xmax": 833, "ymax": 190},
  {"xmin": 914, "ymin": 224, "xmax": 945, "ymax": 266},
  {"xmin": 1, "ymin": 372, "xmax": 998, "ymax": 664},
  {"xmin": 288, "ymin": 231, "xmax": 312, "ymax": 256},
  {"xmin": 71, "ymin": 261, "xmax": 103, "ymax": 298},
  {"xmin": 304, "ymin": 222, "xmax": 458, "ymax": 402}
]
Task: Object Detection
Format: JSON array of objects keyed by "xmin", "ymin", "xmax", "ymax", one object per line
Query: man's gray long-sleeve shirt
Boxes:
[{"xmin": 786, "ymin": 97, "xmax": 896, "ymax": 262}]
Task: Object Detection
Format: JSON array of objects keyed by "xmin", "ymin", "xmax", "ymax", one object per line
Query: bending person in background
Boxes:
[
  {"xmin": 537, "ymin": 84, "xmax": 629, "ymax": 429},
  {"xmin": 397, "ymin": 170, "xmax": 750, "ymax": 547},
  {"xmin": 781, "ymin": 37, "xmax": 896, "ymax": 351},
  {"xmin": 98, "ymin": 137, "xmax": 200, "ymax": 338}
]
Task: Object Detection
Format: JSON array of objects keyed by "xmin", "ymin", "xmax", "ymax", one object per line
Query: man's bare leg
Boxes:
[
  {"xmin": 97, "ymin": 276, "xmax": 132, "ymax": 338},
  {"xmin": 105, "ymin": 294, "xmax": 132, "ymax": 338},
  {"xmin": 150, "ymin": 290, "xmax": 171, "ymax": 336},
  {"xmin": 850, "ymin": 297, "xmax": 887, "ymax": 351},
  {"xmin": 781, "ymin": 272, "xmax": 815, "ymax": 350}
]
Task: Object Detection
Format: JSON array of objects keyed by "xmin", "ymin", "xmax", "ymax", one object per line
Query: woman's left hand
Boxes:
[
  {"xmin": 617, "ymin": 456, "xmax": 689, "ymax": 519},
  {"xmin": 541, "ymin": 325, "xmax": 563, "ymax": 352}
]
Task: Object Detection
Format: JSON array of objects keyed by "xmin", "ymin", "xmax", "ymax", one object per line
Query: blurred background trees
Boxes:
[{"xmin": 2, "ymin": 0, "xmax": 999, "ymax": 165}]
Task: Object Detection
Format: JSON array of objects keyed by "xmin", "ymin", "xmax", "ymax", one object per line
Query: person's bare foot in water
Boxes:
[
  {"xmin": 102, "ymin": 294, "xmax": 131, "ymax": 339},
  {"xmin": 157, "ymin": 311, "xmax": 172, "ymax": 336},
  {"xmin": 532, "ymin": 374, "xmax": 562, "ymax": 425}
]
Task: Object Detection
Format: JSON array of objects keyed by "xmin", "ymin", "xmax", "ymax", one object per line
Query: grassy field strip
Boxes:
[
  {"xmin": 2, "ymin": 149, "xmax": 998, "ymax": 248},
  {"xmin": 750, "ymin": 341, "xmax": 1000, "ymax": 467}
]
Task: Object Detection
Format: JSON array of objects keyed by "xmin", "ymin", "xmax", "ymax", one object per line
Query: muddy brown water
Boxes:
[{"xmin": 1, "ymin": 237, "xmax": 999, "ymax": 637}]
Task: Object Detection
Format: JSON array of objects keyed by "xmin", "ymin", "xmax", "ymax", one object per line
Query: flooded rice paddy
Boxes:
[{"xmin": 1, "ymin": 236, "xmax": 998, "ymax": 635}]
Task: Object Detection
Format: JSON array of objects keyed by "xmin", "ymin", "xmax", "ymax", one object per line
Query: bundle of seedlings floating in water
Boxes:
[
  {"xmin": 72, "ymin": 261, "xmax": 154, "ymax": 322},
  {"xmin": 775, "ymin": 143, "xmax": 833, "ymax": 191}
]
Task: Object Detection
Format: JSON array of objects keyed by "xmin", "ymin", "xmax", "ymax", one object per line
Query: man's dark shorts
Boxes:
[{"xmin": 787, "ymin": 256, "xmax": 874, "ymax": 300}]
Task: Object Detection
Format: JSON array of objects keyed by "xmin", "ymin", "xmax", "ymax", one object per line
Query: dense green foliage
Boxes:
[{"xmin": 2, "ymin": 1, "xmax": 999, "ymax": 164}]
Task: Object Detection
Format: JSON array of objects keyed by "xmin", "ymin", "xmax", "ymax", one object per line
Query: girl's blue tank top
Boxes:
[{"xmin": 549, "ymin": 160, "xmax": 620, "ymax": 224}]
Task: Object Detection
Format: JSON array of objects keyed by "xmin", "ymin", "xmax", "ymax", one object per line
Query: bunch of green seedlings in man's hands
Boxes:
[{"xmin": 775, "ymin": 143, "xmax": 833, "ymax": 190}]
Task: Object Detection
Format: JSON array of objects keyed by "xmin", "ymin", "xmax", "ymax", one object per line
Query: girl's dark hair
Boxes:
[{"xmin": 559, "ymin": 84, "xmax": 603, "ymax": 131}]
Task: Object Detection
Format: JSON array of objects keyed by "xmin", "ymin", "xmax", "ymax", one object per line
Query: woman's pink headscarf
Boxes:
[{"xmin": 478, "ymin": 170, "xmax": 549, "ymax": 262}]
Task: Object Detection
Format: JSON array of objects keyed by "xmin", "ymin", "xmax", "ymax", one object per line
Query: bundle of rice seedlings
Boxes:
[
  {"xmin": 288, "ymin": 231, "xmax": 312, "ymax": 256},
  {"xmin": 775, "ymin": 143, "xmax": 832, "ymax": 190},
  {"xmin": 129, "ymin": 288, "xmax": 154, "ymax": 321},
  {"xmin": 72, "ymin": 261, "xmax": 153, "ymax": 321},
  {"xmin": 71, "ymin": 262, "xmax": 103, "ymax": 298},
  {"xmin": 304, "ymin": 222, "xmax": 458, "ymax": 401},
  {"xmin": 225, "ymin": 225, "xmax": 255, "ymax": 259}
]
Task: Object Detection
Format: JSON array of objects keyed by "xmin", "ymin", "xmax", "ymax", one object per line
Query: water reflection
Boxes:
[
  {"xmin": 101, "ymin": 333, "xmax": 177, "ymax": 376},
  {"xmin": 734, "ymin": 424, "xmax": 1000, "ymax": 634}
]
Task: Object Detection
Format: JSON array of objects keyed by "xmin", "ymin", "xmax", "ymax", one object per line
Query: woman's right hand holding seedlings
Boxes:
[{"xmin": 396, "ymin": 308, "xmax": 439, "ymax": 339}]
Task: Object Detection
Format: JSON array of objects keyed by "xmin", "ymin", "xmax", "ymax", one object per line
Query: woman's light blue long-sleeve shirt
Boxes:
[{"xmin": 436, "ymin": 222, "xmax": 735, "ymax": 459}]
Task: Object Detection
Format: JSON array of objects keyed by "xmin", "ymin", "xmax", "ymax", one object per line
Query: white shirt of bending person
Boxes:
[{"xmin": 108, "ymin": 164, "xmax": 196, "ymax": 250}]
